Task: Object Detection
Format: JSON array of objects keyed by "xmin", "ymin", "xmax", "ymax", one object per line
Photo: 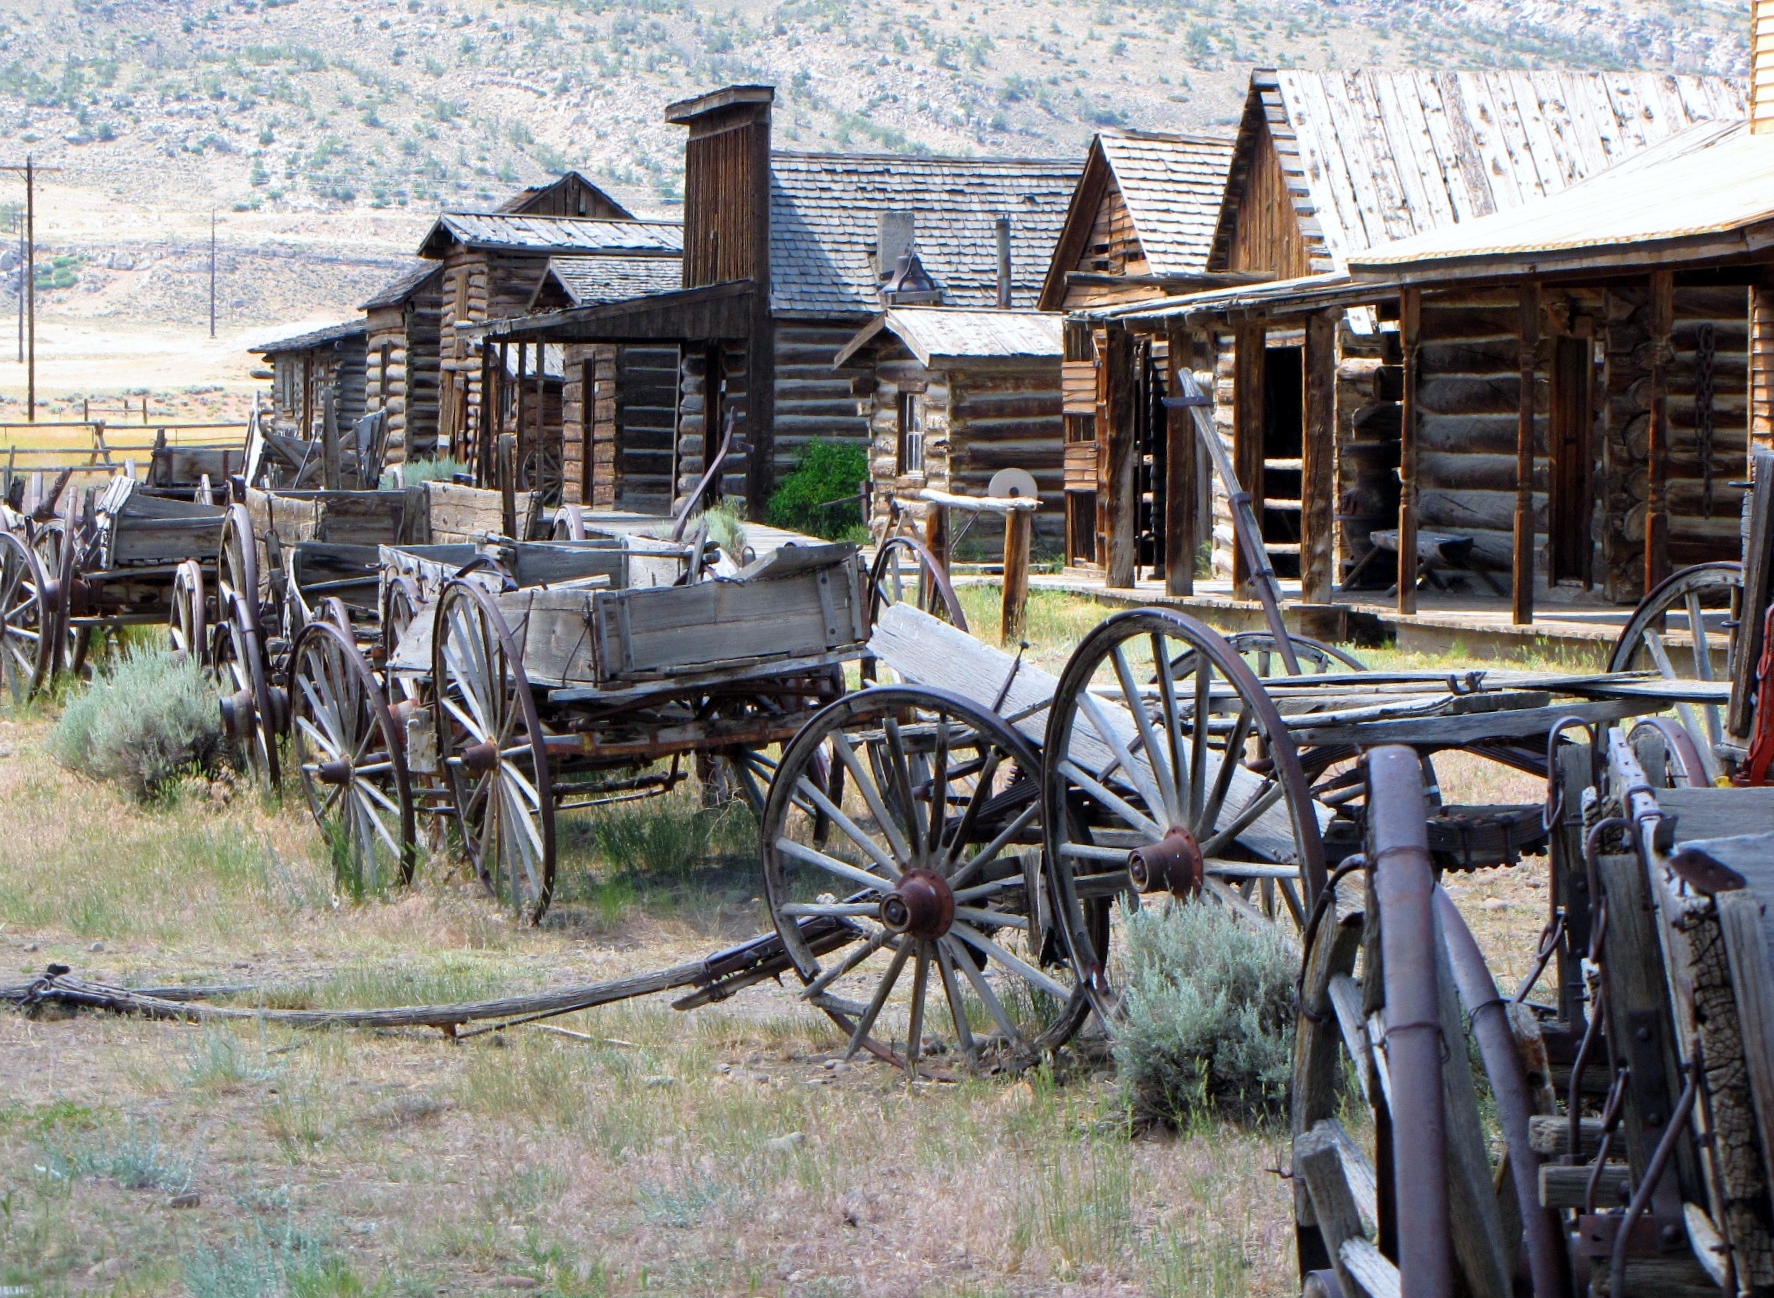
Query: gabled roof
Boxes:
[
  {"xmin": 496, "ymin": 170, "xmax": 635, "ymax": 220},
  {"xmin": 360, "ymin": 260, "xmax": 443, "ymax": 311},
  {"xmin": 528, "ymin": 254, "xmax": 684, "ymax": 312},
  {"xmin": 834, "ymin": 307, "xmax": 1063, "ymax": 368},
  {"xmin": 1039, "ymin": 130, "xmax": 1236, "ymax": 309},
  {"xmin": 1350, "ymin": 123, "xmax": 1774, "ymax": 281},
  {"xmin": 254, "ymin": 320, "xmax": 367, "ymax": 356},
  {"xmin": 769, "ymin": 152, "xmax": 1080, "ymax": 317},
  {"xmin": 418, "ymin": 213, "xmax": 684, "ymax": 260},
  {"xmin": 1209, "ymin": 70, "xmax": 1746, "ymax": 275}
]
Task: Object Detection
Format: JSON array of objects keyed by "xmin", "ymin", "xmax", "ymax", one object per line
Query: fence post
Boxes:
[{"xmin": 1001, "ymin": 507, "xmax": 1032, "ymax": 643}]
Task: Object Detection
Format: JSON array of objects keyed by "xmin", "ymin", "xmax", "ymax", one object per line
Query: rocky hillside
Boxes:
[{"xmin": 0, "ymin": 0, "xmax": 1749, "ymax": 338}]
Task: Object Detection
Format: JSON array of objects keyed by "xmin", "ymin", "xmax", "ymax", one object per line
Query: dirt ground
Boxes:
[{"xmin": 0, "ymin": 611, "xmax": 1555, "ymax": 1298}]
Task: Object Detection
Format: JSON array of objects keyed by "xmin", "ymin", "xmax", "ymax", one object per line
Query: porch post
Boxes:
[
  {"xmin": 1232, "ymin": 322, "xmax": 1266, "ymax": 600},
  {"xmin": 1163, "ymin": 323, "xmax": 1195, "ymax": 597},
  {"xmin": 1513, "ymin": 282, "xmax": 1539, "ymax": 625},
  {"xmin": 1646, "ymin": 270, "xmax": 1674, "ymax": 594},
  {"xmin": 1753, "ymin": 270, "xmax": 1774, "ymax": 455},
  {"xmin": 1302, "ymin": 309, "xmax": 1337, "ymax": 606},
  {"xmin": 1102, "ymin": 324, "xmax": 1137, "ymax": 588},
  {"xmin": 1397, "ymin": 289, "xmax": 1421, "ymax": 615}
]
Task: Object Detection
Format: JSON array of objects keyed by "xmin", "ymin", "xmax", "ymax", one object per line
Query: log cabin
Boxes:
[
  {"xmin": 1036, "ymin": 130, "xmax": 1239, "ymax": 572},
  {"xmin": 359, "ymin": 261, "xmax": 442, "ymax": 465},
  {"xmin": 256, "ymin": 320, "xmax": 368, "ymax": 440},
  {"xmin": 420, "ymin": 210, "xmax": 684, "ymax": 501},
  {"xmin": 836, "ymin": 306, "xmax": 1064, "ymax": 553},
  {"xmin": 1082, "ymin": 70, "xmax": 1745, "ymax": 605},
  {"xmin": 486, "ymin": 85, "xmax": 1079, "ymax": 522}
]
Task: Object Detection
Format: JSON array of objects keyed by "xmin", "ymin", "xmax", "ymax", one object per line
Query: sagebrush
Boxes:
[
  {"xmin": 47, "ymin": 645, "xmax": 226, "ymax": 799},
  {"xmin": 394, "ymin": 455, "xmax": 468, "ymax": 485},
  {"xmin": 1113, "ymin": 900, "xmax": 1297, "ymax": 1125},
  {"xmin": 765, "ymin": 438, "xmax": 868, "ymax": 541}
]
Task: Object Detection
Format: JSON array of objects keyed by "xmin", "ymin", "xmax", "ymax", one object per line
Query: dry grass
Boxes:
[{"xmin": 0, "ymin": 590, "xmax": 1589, "ymax": 1295}]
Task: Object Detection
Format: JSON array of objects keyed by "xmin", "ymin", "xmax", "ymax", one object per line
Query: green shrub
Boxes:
[
  {"xmin": 396, "ymin": 454, "xmax": 467, "ymax": 484},
  {"xmin": 1112, "ymin": 900, "xmax": 1296, "ymax": 1126},
  {"xmin": 47, "ymin": 645, "xmax": 225, "ymax": 800},
  {"xmin": 700, "ymin": 497, "xmax": 748, "ymax": 563},
  {"xmin": 764, "ymin": 438, "xmax": 868, "ymax": 541}
]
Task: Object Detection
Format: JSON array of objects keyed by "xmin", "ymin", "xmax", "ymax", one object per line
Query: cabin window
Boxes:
[{"xmin": 897, "ymin": 392, "xmax": 925, "ymax": 476}]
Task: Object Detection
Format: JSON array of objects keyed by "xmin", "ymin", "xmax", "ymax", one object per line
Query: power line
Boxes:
[{"xmin": 0, "ymin": 156, "xmax": 64, "ymax": 423}]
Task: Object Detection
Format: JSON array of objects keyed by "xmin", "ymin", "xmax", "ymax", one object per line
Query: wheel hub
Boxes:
[
  {"xmin": 1128, "ymin": 827, "xmax": 1204, "ymax": 899},
  {"xmin": 461, "ymin": 740, "xmax": 500, "ymax": 773},
  {"xmin": 317, "ymin": 759, "xmax": 353, "ymax": 786},
  {"xmin": 879, "ymin": 868, "xmax": 955, "ymax": 939},
  {"xmin": 220, "ymin": 688, "xmax": 257, "ymax": 740}
]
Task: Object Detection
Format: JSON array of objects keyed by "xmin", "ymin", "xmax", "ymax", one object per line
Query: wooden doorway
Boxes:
[
  {"xmin": 1261, "ymin": 345, "xmax": 1304, "ymax": 579},
  {"xmin": 1547, "ymin": 334, "xmax": 1594, "ymax": 587}
]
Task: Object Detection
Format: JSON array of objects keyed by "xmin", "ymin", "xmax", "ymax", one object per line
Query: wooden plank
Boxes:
[
  {"xmin": 1514, "ymin": 282, "xmax": 1539, "ymax": 624},
  {"xmin": 1102, "ymin": 327, "xmax": 1136, "ymax": 588},
  {"xmin": 1294, "ymin": 896, "xmax": 1364, "ymax": 1256},
  {"xmin": 1001, "ymin": 509, "xmax": 1032, "ymax": 643},
  {"xmin": 1539, "ymin": 1162, "xmax": 1632, "ymax": 1209},
  {"xmin": 1296, "ymin": 1120, "xmax": 1384, "ymax": 1298},
  {"xmin": 1657, "ymin": 790, "xmax": 1774, "ymax": 842},
  {"xmin": 1338, "ymin": 1238, "xmax": 1402, "ymax": 1298},
  {"xmin": 1286, "ymin": 698, "xmax": 1651, "ymax": 747},
  {"xmin": 1714, "ymin": 876, "xmax": 1774, "ymax": 1199}
]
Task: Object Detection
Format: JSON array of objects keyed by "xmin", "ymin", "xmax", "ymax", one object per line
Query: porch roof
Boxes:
[
  {"xmin": 1081, "ymin": 272, "xmax": 1401, "ymax": 327},
  {"xmin": 834, "ymin": 307, "xmax": 1063, "ymax": 368}
]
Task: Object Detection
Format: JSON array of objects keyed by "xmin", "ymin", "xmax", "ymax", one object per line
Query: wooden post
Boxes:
[
  {"xmin": 1001, "ymin": 507, "xmax": 1032, "ymax": 643},
  {"xmin": 498, "ymin": 432, "xmax": 518, "ymax": 538},
  {"xmin": 514, "ymin": 341, "xmax": 528, "ymax": 487},
  {"xmin": 320, "ymin": 389, "xmax": 339, "ymax": 491},
  {"xmin": 922, "ymin": 501, "xmax": 950, "ymax": 616},
  {"xmin": 1752, "ymin": 273, "xmax": 1774, "ymax": 455},
  {"xmin": 1397, "ymin": 289, "xmax": 1422, "ymax": 615},
  {"xmin": 1646, "ymin": 270, "xmax": 1675, "ymax": 594},
  {"xmin": 1233, "ymin": 322, "xmax": 1266, "ymax": 599},
  {"xmin": 1301, "ymin": 310, "xmax": 1337, "ymax": 606},
  {"xmin": 1163, "ymin": 325, "xmax": 1195, "ymax": 597},
  {"xmin": 1513, "ymin": 283, "xmax": 1539, "ymax": 625},
  {"xmin": 1101, "ymin": 326, "xmax": 1137, "ymax": 588}
]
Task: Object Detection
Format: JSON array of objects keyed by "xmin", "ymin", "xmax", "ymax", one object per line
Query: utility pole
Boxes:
[
  {"xmin": 208, "ymin": 209, "xmax": 217, "ymax": 339},
  {"xmin": 14, "ymin": 213, "xmax": 22, "ymax": 364},
  {"xmin": 0, "ymin": 156, "xmax": 63, "ymax": 422}
]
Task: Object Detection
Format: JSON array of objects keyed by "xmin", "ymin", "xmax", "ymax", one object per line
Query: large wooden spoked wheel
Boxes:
[
  {"xmin": 214, "ymin": 585, "xmax": 282, "ymax": 790},
  {"xmin": 168, "ymin": 560, "xmax": 209, "ymax": 667},
  {"xmin": 379, "ymin": 574, "xmax": 423, "ymax": 696},
  {"xmin": 432, "ymin": 579, "xmax": 555, "ymax": 924},
  {"xmin": 218, "ymin": 504, "xmax": 265, "ymax": 641},
  {"xmin": 289, "ymin": 620, "xmax": 417, "ymax": 895},
  {"xmin": 762, "ymin": 685, "xmax": 1090, "ymax": 1074},
  {"xmin": 551, "ymin": 503, "xmax": 586, "ymax": 541},
  {"xmin": 30, "ymin": 519, "xmax": 87, "ymax": 680},
  {"xmin": 1042, "ymin": 609, "xmax": 1325, "ymax": 1021},
  {"xmin": 0, "ymin": 531, "xmax": 53, "ymax": 702},
  {"xmin": 1607, "ymin": 560, "xmax": 1741, "ymax": 761},
  {"xmin": 1223, "ymin": 630, "xmax": 1367, "ymax": 676},
  {"xmin": 868, "ymin": 536, "xmax": 968, "ymax": 632}
]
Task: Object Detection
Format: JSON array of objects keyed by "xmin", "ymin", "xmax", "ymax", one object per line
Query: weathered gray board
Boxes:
[
  {"xmin": 588, "ymin": 545, "xmax": 867, "ymax": 684},
  {"xmin": 868, "ymin": 602, "xmax": 1325, "ymax": 863},
  {"xmin": 96, "ymin": 478, "xmax": 224, "ymax": 568}
]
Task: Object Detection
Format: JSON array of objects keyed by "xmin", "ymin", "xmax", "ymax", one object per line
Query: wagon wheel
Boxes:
[
  {"xmin": 214, "ymin": 595, "xmax": 282, "ymax": 790},
  {"xmin": 762, "ymin": 685, "xmax": 1090, "ymax": 1074},
  {"xmin": 168, "ymin": 560, "xmax": 209, "ymax": 667},
  {"xmin": 288, "ymin": 620, "xmax": 417, "ymax": 895},
  {"xmin": 379, "ymin": 574, "xmax": 423, "ymax": 694},
  {"xmin": 317, "ymin": 595, "xmax": 354, "ymax": 638},
  {"xmin": 1042, "ymin": 609, "xmax": 1324, "ymax": 1021},
  {"xmin": 432, "ymin": 578, "xmax": 555, "ymax": 923},
  {"xmin": 31, "ymin": 516, "xmax": 90, "ymax": 680},
  {"xmin": 1223, "ymin": 631, "xmax": 1367, "ymax": 676},
  {"xmin": 551, "ymin": 504, "xmax": 586, "ymax": 541},
  {"xmin": 218, "ymin": 503, "xmax": 264, "ymax": 639},
  {"xmin": 0, "ymin": 531, "xmax": 53, "ymax": 702},
  {"xmin": 1608, "ymin": 560, "xmax": 1741, "ymax": 764},
  {"xmin": 868, "ymin": 536, "xmax": 967, "ymax": 632}
]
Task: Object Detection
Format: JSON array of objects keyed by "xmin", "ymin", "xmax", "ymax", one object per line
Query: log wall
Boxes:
[
  {"xmin": 364, "ymin": 280, "xmax": 443, "ymax": 466},
  {"xmin": 774, "ymin": 321, "xmax": 872, "ymax": 483}
]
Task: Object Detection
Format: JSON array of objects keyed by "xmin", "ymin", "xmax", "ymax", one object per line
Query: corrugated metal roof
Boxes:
[
  {"xmin": 1096, "ymin": 131, "xmax": 1237, "ymax": 276},
  {"xmin": 540, "ymin": 254, "xmax": 683, "ymax": 307},
  {"xmin": 836, "ymin": 307, "xmax": 1063, "ymax": 367},
  {"xmin": 1215, "ymin": 70, "xmax": 1745, "ymax": 274},
  {"xmin": 360, "ymin": 260, "xmax": 441, "ymax": 310},
  {"xmin": 769, "ymin": 152, "xmax": 1080, "ymax": 316},
  {"xmin": 1350, "ymin": 123, "xmax": 1774, "ymax": 277},
  {"xmin": 422, "ymin": 212, "xmax": 684, "ymax": 256},
  {"xmin": 254, "ymin": 320, "xmax": 367, "ymax": 355}
]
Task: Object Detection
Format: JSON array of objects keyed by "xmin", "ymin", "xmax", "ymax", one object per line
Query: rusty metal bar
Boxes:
[
  {"xmin": 1367, "ymin": 744, "xmax": 1451, "ymax": 1298},
  {"xmin": 1436, "ymin": 887, "xmax": 1570, "ymax": 1298}
]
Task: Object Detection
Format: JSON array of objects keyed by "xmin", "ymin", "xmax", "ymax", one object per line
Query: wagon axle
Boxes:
[
  {"xmin": 879, "ymin": 869, "xmax": 955, "ymax": 939},
  {"xmin": 1127, "ymin": 827, "xmax": 1204, "ymax": 898}
]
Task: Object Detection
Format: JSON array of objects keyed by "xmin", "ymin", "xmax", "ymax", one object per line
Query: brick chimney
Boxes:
[{"xmin": 1756, "ymin": 1, "xmax": 1774, "ymax": 133}]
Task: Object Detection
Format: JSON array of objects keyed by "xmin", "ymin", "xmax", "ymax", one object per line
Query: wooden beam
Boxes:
[
  {"xmin": 1513, "ymin": 283, "xmax": 1539, "ymax": 625},
  {"xmin": 1302, "ymin": 310, "xmax": 1336, "ymax": 605},
  {"xmin": 1233, "ymin": 323, "xmax": 1266, "ymax": 600},
  {"xmin": 1646, "ymin": 269, "xmax": 1675, "ymax": 594},
  {"xmin": 1102, "ymin": 326, "xmax": 1137, "ymax": 588},
  {"xmin": 1753, "ymin": 272, "xmax": 1774, "ymax": 455},
  {"xmin": 1163, "ymin": 325, "xmax": 1195, "ymax": 597},
  {"xmin": 1398, "ymin": 289, "xmax": 1421, "ymax": 615}
]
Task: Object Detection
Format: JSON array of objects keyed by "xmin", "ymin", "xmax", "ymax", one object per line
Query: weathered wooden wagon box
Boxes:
[{"xmin": 94, "ymin": 478, "xmax": 224, "ymax": 569}]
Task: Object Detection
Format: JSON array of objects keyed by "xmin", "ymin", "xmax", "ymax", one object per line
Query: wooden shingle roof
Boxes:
[
  {"xmin": 528, "ymin": 254, "xmax": 684, "ymax": 311},
  {"xmin": 360, "ymin": 260, "xmax": 442, "ymax": 311},
  {"xmin": 1210, "ymin": 70, "xmax": 1746, "ymax": 274},
  {"xmin": 768, "ymin": 152, "xmax": 1080, "ymax": 317},
  {"xmin": 834, "ymin": 307, "xmax": 1063, "ymax": 368},
  {"xmin": 1096, "ymin": 132, "xmax": 1237, "ymax": 276},
  {"xmin": 419, "ymin": 213, "xmax": 684, "ymax": 259}
]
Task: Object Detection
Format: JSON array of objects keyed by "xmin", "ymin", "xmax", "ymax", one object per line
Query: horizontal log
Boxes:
[
  {"xmin": 955, "ymin": 393, "xmax": 1063, "ymax": 419},
  {"xmin": 1421, "ymin": 336, "xmax": 1518, "ymax": 373},
  {"xmin": 1418, "ymin": 414, "xmax": 1518, "ymax": 455},
  {"xmin": 1419, "ymin": 451, "xmax": 1546, "ymax": 493},
  {"xmin": 1419, "ymin": 487, "xmax": 1545, "ymax": 533},
  {"xmin": 1418, "ymin": 375, "xmax": 1521, "ymax": 417},
  {"xmin": 1417, "ymin": 304, "xmax": 1516, "ymax": 339}
]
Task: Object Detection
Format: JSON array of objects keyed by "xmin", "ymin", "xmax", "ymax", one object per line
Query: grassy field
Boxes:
[{"xmin": 0, "ymin": 589, "xmax": 1555, "ymax": 1297}]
